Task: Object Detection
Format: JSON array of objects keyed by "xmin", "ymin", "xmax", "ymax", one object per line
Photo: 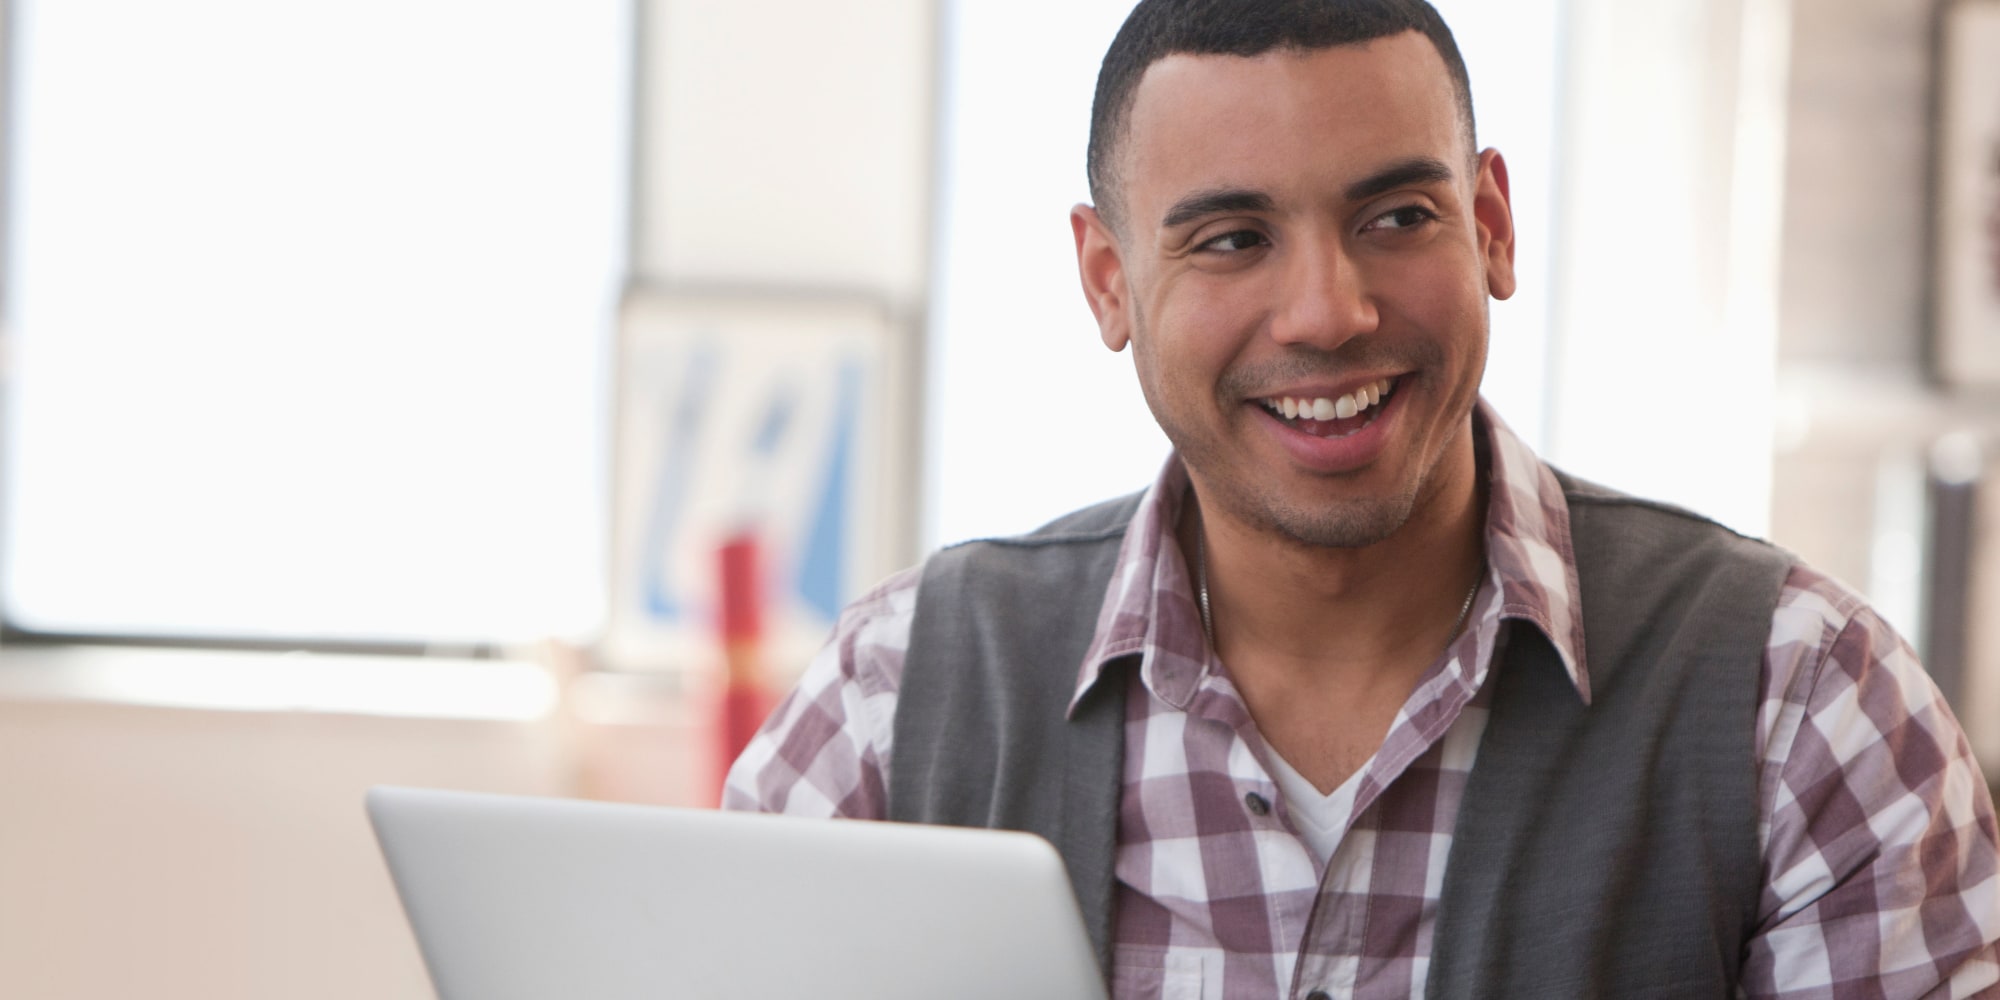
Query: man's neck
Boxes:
[
  {"xmin": 1179, "ymin": 428, "xmax": 1488, "ymax": 794},
  {"xmin": 1182, "ymin": 432, "xmax": 1487, "ymax": 688}
]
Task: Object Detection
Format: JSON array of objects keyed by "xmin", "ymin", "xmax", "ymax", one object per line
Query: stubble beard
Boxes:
[
  {"xmin": 1215, "ymin": 471, "xmax": 1423, "ymax": 549},
  {"xmin": 1142, "ymin": 341, "xmax": 1461, "ymax": 552},
  {"xmin": 1172, "ymin": 413, "xmax": 1441, "ymax": 550}
]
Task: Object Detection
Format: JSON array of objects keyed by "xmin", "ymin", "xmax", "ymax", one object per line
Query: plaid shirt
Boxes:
[{"xmin": 724, "ymin": 400, "xmax": 2000, "ymax": 999}]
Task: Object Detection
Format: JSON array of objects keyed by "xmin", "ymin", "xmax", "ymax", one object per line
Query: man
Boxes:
[{"xmin": 726, "ymin": 1, "xmax": 2000, "ymax": 997}]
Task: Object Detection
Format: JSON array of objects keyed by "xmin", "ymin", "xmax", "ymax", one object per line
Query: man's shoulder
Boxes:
[
  {"xmin": 1553, "ymin": 467, "xmax": 1929, "ymax": 721},
  {"xmin": 939, "ymin": 491, "xmax": 1146, "ymax": 552},
  {"xmin": 914, "ymin": 491, "xmax": 1146, "ymax": 596},
  {"xmin": 1548, "ymin": 471, "xmax": 1895, "ymax": 647},
  {"xmin": 1552, "ymin": 467, "xmax": 1796, "ymax": 577},
  {"xmin": 1557, "ymin": 468, "xmax": 1777, "ymax": 544},
  {"xmin": 1541, "ymin": 467, "xmax": 1806, "ymax": 695},
  {"xmin": 831, "ymin": 490, "xmax": 1148, "ymax": 653}
]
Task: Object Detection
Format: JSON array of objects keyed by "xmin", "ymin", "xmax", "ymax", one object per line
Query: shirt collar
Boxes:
[
  {"xmin": 1476, "ymin": 399, "xmax": 1592, "ymax": 701},
  {"xmin": 1066, "ymin": 397, "xmax": 1592, "ymax": 717}
]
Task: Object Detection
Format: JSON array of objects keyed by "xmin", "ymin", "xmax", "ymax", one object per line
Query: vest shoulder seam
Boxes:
[
  {"xmin": 1561, "ymin": 490, "xmax": 1781, "ymax": 549},
  {"xmin": 1556, "ymin": 466, "xmax": 1782, "ymax": 551},
  {"xmin": 937, "ymin": 526, "xmax": 1130, "ymax": 553},
  {"xmin": 932, "ymin": 492, "xmax": 1145, "ymax": 555}
]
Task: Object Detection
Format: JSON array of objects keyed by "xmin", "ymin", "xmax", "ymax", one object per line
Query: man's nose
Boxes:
[{"xmin": 1267, "ymin": 236, "xmax": 1378, "ymax": 350}]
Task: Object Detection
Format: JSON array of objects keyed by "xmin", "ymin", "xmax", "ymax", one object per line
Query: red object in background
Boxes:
[
  {"xmin": 718, "ymin": 532, "xmax": 762, "ymax": 644},
  {"xmin": 715, "ymin": 530, "xmax": 777, "ymax": 802}
]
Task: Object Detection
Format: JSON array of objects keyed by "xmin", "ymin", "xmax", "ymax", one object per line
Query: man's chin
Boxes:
[{"xmin": 1243, "ymin": 490, "xmax": 1420, "ymax": 550}]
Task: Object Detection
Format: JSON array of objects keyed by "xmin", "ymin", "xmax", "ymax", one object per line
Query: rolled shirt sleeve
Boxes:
[
  {"xmin": 1745, "ymin": 568, "xmax": 2000, "ymax": 999},
  {"xmin": 721, "ymin": 566, "xmax": 918, "ymax": 819}
]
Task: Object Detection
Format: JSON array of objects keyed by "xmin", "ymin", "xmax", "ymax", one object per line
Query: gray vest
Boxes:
[{"xmin": 888, "ymin": 473, "xmax": 1792, "ymax": 999}]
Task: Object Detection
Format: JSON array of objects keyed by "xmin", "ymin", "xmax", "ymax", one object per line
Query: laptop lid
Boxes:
[{"xmin": 366, "ymin": 786, "xmax": 1110, "ymax": 1000}]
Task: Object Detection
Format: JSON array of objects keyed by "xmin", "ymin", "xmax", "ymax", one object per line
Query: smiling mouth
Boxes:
[{"xmin": 1256, "ymin": 376, "xmax": 1397, "ymax": 438}]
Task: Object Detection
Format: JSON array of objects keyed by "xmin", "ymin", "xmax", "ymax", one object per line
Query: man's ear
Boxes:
[
  {"xmin": 1472, "ymin": 149, "xmax": 1517, "ymax": 302},
  {"xmin": 1071, "ymin": 204, "xmax": 1133, "ymax": 352}
]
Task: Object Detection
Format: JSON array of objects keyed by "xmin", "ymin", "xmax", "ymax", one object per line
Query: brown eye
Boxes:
[
  {"xmin": 1367, "ymin": 206, "xmax": 1436, "ymax": 231},
  {"xmin": 1200, "ymin": 230, "xmax": 1268, "ymax": 253}
]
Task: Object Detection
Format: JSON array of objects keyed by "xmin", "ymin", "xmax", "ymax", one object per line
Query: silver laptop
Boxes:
[{"xmin": 366, "ymin": 786, "xmax": 1109, "ymax": 1000}]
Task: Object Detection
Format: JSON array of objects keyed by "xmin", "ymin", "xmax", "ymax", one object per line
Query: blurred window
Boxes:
[{"xmin": 1, "ymin": 0, "xmax": 628, "ymax": 645}]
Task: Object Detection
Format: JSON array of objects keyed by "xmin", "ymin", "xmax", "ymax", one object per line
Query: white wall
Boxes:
[
  {"xmin": 636, "ymin": 0, "xmax": 934, "ymax": 302},
  {"xmin": 1544, "ymin": 0, "xmax": 1792, "ymax": 538},
  {"xmin": 1429, "ymin": 0, "xmax": 1562, "ymax": 453},
  {"xmin": 926, "ymin": 0, "xmax": 1166, "ymax": 547},
  {"xmin": 0, "ymin": 3, "xmax": 943, "ymax": 998},
  {"xmin": 0, "ymin": 651, "xmax": 568, "ymax": 1000},
  {"xmin": 1, "ymin": 0, "xmax": 625, "ymax": 644}
]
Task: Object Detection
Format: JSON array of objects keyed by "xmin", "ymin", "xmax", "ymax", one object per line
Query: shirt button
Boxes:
[
  {"xmin": 1306, "ymin": 991, "xmax": 1333, "ymax": 1000},
  {"xmin": 1244, "ymin": 791, "xmax": 1270, "ymax": 816}
]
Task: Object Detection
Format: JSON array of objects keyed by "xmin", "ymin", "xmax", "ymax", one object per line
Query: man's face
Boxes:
[{"xmin": 1073, "ymin": 31, "xmax": 1516, "ymax": 549}]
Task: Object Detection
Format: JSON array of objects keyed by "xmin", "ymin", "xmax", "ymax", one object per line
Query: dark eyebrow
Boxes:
[
  {"xmin": 1156, "ymin": 157, "xmax": 1459, "ymax": 232},
  {"xmin": 1344, "ymin": 157, "xmax": 1458, "ymax": 203},
  {"xmin": 1160, "ymin": 189, "xmax": 1275, "ymax": 230}
]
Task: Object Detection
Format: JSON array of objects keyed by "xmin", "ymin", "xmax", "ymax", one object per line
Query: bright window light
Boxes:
[{"xmin": 3, "ymin": 0, "xmax": 627, "ymax": 643}]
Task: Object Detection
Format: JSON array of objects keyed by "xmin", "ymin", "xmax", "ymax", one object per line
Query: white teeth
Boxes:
[{"xmin": 1263, "ymin": 377, "xmax": 1396, "ymax": 425}]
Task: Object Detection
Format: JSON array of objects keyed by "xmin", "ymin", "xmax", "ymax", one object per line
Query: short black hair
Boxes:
[{"xmin": 1086, "ymin": 0, "xmax": 1476, "ymax": 233}]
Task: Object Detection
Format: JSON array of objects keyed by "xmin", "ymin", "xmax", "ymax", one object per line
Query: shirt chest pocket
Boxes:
[{"xmin": 1111, "ymin": 947, "xmax": 1204, "ymax": 1000}]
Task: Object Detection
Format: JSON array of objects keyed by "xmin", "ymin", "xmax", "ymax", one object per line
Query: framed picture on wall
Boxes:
[
  {"xmin": 1933, "ymin": 0, "xmax": 2000, "ymax": 386},
  {"xmin": 601, "ymin": 288, "xmax": 916, "ymax": 676}
]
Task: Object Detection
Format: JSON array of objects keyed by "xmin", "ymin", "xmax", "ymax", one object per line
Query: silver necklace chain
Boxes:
[{"xmin": 1193, "ymin": 509, "xmax": 1483, "ymax": 653}]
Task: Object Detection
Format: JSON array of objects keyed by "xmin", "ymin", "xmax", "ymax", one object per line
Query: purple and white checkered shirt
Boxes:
[{"xmin": 724, "ymin": 400, "xmax": 2000, "ymax": 999}]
